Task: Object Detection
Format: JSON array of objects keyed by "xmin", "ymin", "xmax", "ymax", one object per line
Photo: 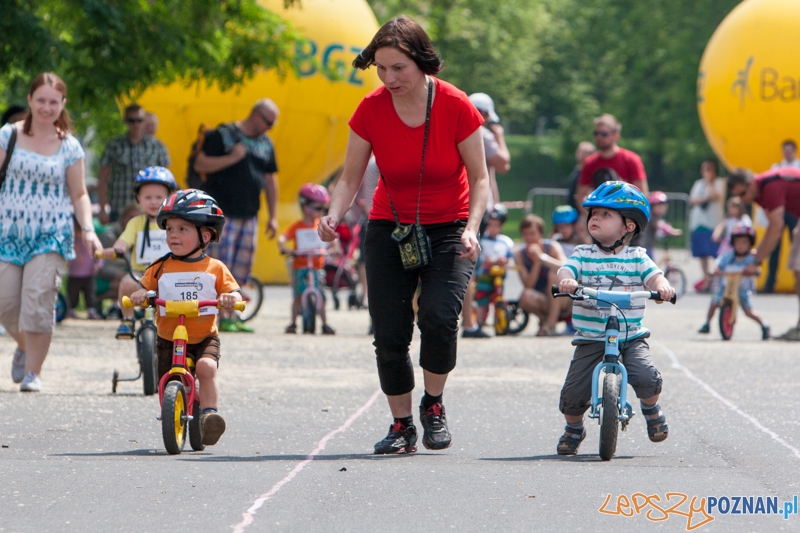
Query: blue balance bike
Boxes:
[{"xmin": 552, "ymin": 285, "xmax": 675, "ymax": 460}]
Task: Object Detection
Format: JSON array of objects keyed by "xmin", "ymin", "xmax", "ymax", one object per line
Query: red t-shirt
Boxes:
[
  {"xmin": 578, "ymin": 147, "xmax": 647, "ymax": 188},
  {"xmin": 349, "ymin": 77, "xmax": 483, "ymax": 224},
  {"xmin": 754, "ymin": 167, "xmax": 800, "ymax": 217}
]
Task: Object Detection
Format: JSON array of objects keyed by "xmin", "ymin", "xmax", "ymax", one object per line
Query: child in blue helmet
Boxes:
[
  {"xmin": 100, "ymin": 166, "xmax": 176, "ymax": 339},
  {"xmin": 555, "ymin": 182, "xmax": 675, "ymax": 456},
  {"xmin": 550, "ymin": 205, "xmax": 584, "ymax": 258}
]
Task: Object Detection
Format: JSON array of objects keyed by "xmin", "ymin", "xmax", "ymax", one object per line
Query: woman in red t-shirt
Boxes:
[{"xmin": 318, "ymin": 15, "xmax": 489, "ymax": 456}]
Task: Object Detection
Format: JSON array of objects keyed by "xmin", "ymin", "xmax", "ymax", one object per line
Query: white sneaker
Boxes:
[
  {"xmin": 19, "ymin": 371, "xmax": 41, "ymax": 392},
  {"xmin": 11, "ymin": 348, "xmax": 26, "ymax": 384}
]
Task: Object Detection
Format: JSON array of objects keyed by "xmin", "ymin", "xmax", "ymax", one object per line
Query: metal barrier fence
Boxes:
[{"xmin": 522, "ymin": 187, "xmax": 690, "ymax": 249}]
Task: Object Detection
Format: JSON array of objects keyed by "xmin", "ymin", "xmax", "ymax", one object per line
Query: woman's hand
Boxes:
[
  {"xmin": 83, "ymin": 230, "xmax": 103, "ymax": 255},
  {"xmin": 460, "ymin": 228, "xmax": 480, "ymax": 261},
  {"xmin": 318, "ymin": 215, "xmax": 340, "ymax": 243}
]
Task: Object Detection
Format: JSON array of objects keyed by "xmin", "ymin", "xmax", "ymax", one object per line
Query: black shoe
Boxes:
[
  {"xmin": 419, "ymin": 402, "xmax": 452, "ymax": 450},
  {"xmin": 374, "ymin": 421, "xmax": 418, "ymax": 454},
  {"xmin": 462, "ymin": 327, "xmax": 490, "ymax": 338}
]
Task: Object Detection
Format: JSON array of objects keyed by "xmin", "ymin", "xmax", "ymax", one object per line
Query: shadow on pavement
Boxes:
[{"xmin": 479, "ymin": 454, "xmax": 636, "ymax": 462}]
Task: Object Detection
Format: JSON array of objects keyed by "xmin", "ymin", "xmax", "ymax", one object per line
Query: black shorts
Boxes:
[{"xmin": 156, "ymin": 335, "xmax": 221, "ymax": 381}]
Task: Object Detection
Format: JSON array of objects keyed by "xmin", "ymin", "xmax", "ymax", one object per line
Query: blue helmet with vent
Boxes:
[
  {"xmin": 134, "ymin": 166, "xmax": 177, "ymax": 195},
  {"xmin": 552, "ymin": 205, "xmax": 578, "ymax": 225},
  {"xmin": 582, "ymin": 181, "xmax": 650, "ymax": 235}
]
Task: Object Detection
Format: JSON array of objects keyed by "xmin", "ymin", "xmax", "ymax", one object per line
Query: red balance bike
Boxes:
[{"xmin": 123, "ymin": 294, "xmax": 245, "ymax": 455}]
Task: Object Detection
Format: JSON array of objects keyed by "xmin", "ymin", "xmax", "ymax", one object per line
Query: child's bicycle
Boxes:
[
  {"xmin": 235, "ymin": 277, "xmax": 263, "ymax": 323},
  {"xmin": 96, "ymin": 251, "xmax": 159, "ymax": 396},
  {"xmin": 718, "ymin": 272, "xmax": 742, "ymax": 341},
  {"xmin": 552, "ymin": 285, "xmax": 675, "ymax": 461},
  {"xmin": 122, "ymin": 294, "xmax": 245, "ymax": 455},
  {"xmin": 290, "ymin": 248, "xmax": 328, "ymax": 334},
  {"xmin": 481, "ymin": 265, "xmax": 529, "ymax": 336}
]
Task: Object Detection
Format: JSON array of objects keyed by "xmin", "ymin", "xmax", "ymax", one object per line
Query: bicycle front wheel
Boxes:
[
  {"xmin": 599, "ymin": 373, "xmax": 620, "ymax": 461},
  {"xmin": 138, "ymin": 325, "xmax": 158, "ymax": 396},
  {"xmin": 302, "ymin": 293, "xmax": 317, "ymax": 334},
  {"xmin": 665, "ymin": 266, "xmax": 687, "ymax": 300},
  {"xmin": 494, "ymin": 302, "xmax": 509, "ymax": 336},
  {"xmin": 719, "ymin": 302, "xmax": 734, "ymax": 341},
  {"xmin": 161, "ymin": 381, "xmax": 187, "ymax": 455},
  {"xmin": 236, "ymin": 277, "xmax": 263, "ymax": 322}
]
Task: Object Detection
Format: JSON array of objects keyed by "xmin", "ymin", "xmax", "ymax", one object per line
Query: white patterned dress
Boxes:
[{"xmin": 0, "ymin": 123, "xmax": 85, "ymax": 265}]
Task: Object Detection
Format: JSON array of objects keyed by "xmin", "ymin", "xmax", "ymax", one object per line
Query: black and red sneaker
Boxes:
[
  {"xmin": 374, "ymin": 420, "xmax": 418, "ymax": 455},
  {"xmin": 419, "ymin": 402, "xmax": 452, "ymax": 450}
]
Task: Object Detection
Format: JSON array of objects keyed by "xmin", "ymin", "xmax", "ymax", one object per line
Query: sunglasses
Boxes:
[
  {"xmin": 126, "ymin": 117, "xmax": 144, "ymax": 124},
  {"xmin": 256, "ymin": 109, "xmax": 275, "ymax": 127},
  {"xmin": 593, "ymin": 130, "xmax": 613, "ymax": 137},
  {"xmin": 307, "ymin": 204, "xmax": 327, "ymax": 211}
]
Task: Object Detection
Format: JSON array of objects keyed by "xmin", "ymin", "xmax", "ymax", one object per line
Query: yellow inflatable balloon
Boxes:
[
  {"xmin": 137, "ymin": 0, "xmax": 381, "ymax": 283},
  {"xmin": 697, "ymin": 0, "xmax": 800, "ymax": 292}
]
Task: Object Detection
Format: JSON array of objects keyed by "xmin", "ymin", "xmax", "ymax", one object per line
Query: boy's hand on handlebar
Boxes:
[
  {"xmin": 318, "ymin": 216, "xmax": 340, "ymax": 242},
  {"xmin": 218, "ymin": 292, "xmax": 241, "ymax": 311},
  {"xmin": 129, "ymin": 289, "xmax": 148, "ymax": 306},
  {"xmin": 100, "ymin": 247, "xmax": 123, "ymax": 259},
  {"xmin": 558, "ymin": 279, "xmax": 579, "ymax": 294},
  {"xmin": 655, "ymin": 284, "xmax": 676, "ymax": 304}
]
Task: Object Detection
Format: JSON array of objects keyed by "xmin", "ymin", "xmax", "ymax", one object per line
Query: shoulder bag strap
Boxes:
[
  {"xmin": 0, "ymin": 125, "xmax": 18, "ymax": 190},
  {"xmin": 381, "ymin": 77, "xmax": 434, "ymax": 226}
]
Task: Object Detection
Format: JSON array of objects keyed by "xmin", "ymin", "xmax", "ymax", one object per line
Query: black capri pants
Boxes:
[{"xmin": 365, "ymin": 219, "xmax": 475, "ymax": 396}]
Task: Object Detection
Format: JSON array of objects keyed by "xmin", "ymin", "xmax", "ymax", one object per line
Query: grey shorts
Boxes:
[
  {"xmin": 559, "ymin": 336, "xmax": 662, "ymax": 416},
  {"xmin": 0, "ymin": 253, "xmax": 67, "ymax": 334}
]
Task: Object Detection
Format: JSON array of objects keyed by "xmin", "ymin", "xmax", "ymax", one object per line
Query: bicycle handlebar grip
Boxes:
[
  {"xmin": 234, "ymin": 301, "xmax": 246, "ymax": 312},
  {"xmin": 648, "ymin": 291, "xmax": 677, "ymax": 305},
  {"xmin": 121, "ymin": 296, "xmax": 135, "ymax": 309}
]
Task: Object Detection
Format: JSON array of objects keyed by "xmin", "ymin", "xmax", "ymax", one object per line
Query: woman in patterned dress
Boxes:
[{"xmin": 0, "ymin": 72, "xmax": 101, "ymax": 392}]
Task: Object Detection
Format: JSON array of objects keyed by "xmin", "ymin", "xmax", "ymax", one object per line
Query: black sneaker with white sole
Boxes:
[
  {"xmin": 374, "ymin": 421, "xmax": 418, "ymax": 454},
  {"xmin": 419, "ymin": 402, "xmax": 452, "ymax": 450}
]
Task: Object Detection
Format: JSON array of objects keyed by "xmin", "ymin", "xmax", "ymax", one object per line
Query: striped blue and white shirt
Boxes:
[{"xmin": 558, "ymin": 244, "xmax": 662, "ymax": 341}]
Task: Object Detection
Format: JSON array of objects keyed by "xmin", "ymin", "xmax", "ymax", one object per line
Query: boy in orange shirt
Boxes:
[
  {"xmin": 278, "ymin": 183, "xmax": 335, "ymax": 335},
  {"xmin": 130, "ymin": 189, "xmax": 241, "ymax": 446}
]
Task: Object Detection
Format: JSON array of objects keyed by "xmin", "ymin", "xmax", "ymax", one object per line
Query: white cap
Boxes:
[{"xmin": 468, "ymin": 93, "xmax": 500, "ymax": 123}]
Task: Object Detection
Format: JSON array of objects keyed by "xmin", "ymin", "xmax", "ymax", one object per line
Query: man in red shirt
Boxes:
[
  {"xmin": 575, "ymin": 114, "xmax": 649, "ymax": 208},
  {"xmin": 728, "ymin": 167, "xmax": 800, "ymax": 340}
]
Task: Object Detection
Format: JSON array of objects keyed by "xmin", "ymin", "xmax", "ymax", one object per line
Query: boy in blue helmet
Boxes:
[
  {"xmin": 554, "ymin": 182, "xmax": 675, "ymax": 456},
  {"xmin": 101, "ymin": 166, "xmax": 176, "ymax": 339},
  {"xmin": 550, "ymin": 205, "xmax": 584, "ymax": 258}
]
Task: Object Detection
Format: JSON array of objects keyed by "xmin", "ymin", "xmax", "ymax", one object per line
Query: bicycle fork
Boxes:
[{"xmin": 588, "ymin": 308, "xmax": 635, "ymax": 430}]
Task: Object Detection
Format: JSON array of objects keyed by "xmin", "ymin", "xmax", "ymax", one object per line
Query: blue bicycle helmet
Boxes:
[
  {"xmin": 134, "ymin": 166, "xmax": 177, "ymax": 195},
  {"xmin": 489, "ymin": 203, "xmax": 508, "ymax": 223},
  {"xmin": 552, "ymin": 205, "xmax": 578, "ymax": 225},
  {"xmin": 583, "ymin": 182, "xmax": 650, "ymax": 253}
]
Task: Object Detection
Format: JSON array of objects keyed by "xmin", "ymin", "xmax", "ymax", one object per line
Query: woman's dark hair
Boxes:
[
  {"xmin": 353, "ymin": 15, "xmax": 443, "ymax": 75},
  {"xmin": 24, "ymin": 72, "xmax": 71, "ymax": 139}
]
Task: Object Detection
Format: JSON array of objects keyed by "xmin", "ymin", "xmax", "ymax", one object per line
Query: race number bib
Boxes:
[
  {"xmin": 295, "ymin": 227, "xmax": 328, "ymax": 252},
  {"xmin": 135, "ymin": 229, "xmax": 168, "ymax": 264},
  {"xmin": 157, "ymin": 272, "xmax": 219, "ymax": 316}
]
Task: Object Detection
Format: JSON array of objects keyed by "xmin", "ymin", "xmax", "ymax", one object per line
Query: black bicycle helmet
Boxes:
[{"xmin": 157, "ymin": 189, "xmax": 225, "ymax": 246}]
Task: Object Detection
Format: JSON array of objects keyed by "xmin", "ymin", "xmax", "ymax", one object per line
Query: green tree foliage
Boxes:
[
  {"xmin": 0, "ymin": 0, "xmax": 302, "ymax": 146},
  {"xmin": 367, "ymin": 0, "xmax": 742, "ymax": 191}
]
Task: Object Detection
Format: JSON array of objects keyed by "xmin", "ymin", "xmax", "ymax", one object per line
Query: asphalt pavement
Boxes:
[{"xmin": 1, "ymin": 252, "xmax": 799, "ymax": 532}]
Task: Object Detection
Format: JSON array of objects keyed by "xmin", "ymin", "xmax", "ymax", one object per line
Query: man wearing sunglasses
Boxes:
[
  {"xmin": 728, "ymin": 166, "xmax": 800, "ymax": 340},
  {"xmin": 98, "ymin": 104, "xmax": 171, "ymax": 224},
  {"xmin": 192, "ymin": 99, "xmax": 280, "ymax": 332},
  {"xmin": 575, "ymin": 114, "xmax": 649, "ymax": 208}
]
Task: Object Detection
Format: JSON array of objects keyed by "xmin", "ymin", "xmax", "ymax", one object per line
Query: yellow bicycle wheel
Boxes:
[{"xmin": 161, "ymin": 381, "xmax": 187, "ymax": 455}]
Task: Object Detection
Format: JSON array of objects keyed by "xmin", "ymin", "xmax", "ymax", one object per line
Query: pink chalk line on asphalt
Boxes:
[
  {"xmin": 655, "ymin": 341, "xmax": 800, "ymax": 460},
  {"xmin": 232, "ymin": 388, "xmax": 382, "ymax": 532}
]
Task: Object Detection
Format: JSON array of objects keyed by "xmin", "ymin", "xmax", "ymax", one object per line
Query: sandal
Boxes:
[
  {"xmin": 644, "ymin": 407, "xmax": 669, "ymax": 443},
  {"xmin": 536, "ymin": 323, "xmax": 556, "ymax": 337},
  {"xmin": 556, "ymin": 425, "xmax": 586, "ymax": 456}
]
